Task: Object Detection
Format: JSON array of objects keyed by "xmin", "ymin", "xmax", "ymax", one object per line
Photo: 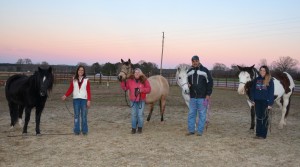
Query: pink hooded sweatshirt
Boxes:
[{"xmin": 120, "ymin": 79, "xmax": 151, "ymax": 101}]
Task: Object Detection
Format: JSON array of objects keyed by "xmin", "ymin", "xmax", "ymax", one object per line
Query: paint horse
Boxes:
[
  {"xmin": 118, "ymin": 59, "xmax": 169, "ymax": 122},
  {"xmin": 176, "ymin": 64, "xmax": 190, "ymax": 108},
  {"xmin": 5, "ymin": 67, "xmax": 54, "ymax": 135},
  {"xmin": 237, "ymin": 65, "xmax": 295, "ymax": 129}
]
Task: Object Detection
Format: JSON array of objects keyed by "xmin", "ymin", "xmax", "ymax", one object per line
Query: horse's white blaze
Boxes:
[
  {"xmin": 43, "ymin": 76, "xmax": 46, "ymax": 83},
  {"xmin": 237, "ymin": 72, "xmax": 251, "ymax": 95}
]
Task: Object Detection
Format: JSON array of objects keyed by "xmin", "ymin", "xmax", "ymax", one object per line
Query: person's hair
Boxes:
[
  {"xmin": 128, "ymin": 68, "xmax": 147, "ymax": 84},
  {"xmin": 74, "ymin": 65, "xmax": 86, "ymax": 81},
  {"xmin": 260, "ymin": 65, "xmax": 271, "ymax": 86}
]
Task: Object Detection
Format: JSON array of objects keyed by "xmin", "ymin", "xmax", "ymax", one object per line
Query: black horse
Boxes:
[{"xmin": 5, "ymin": 67, "xmax": 54, "ymax": 135}]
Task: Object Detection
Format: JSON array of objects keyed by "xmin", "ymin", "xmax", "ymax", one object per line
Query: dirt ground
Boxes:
[{"xmin": 0, "ymin": 83, "xmax": 299, "ymax": 167}]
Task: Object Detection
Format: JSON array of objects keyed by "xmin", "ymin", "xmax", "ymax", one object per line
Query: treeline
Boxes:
[{"xmin": 0, "ymin": 59, "xmax": 163, "ymax": 76}]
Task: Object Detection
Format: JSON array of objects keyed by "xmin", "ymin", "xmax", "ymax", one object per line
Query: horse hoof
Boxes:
[
  {"xmin": 9, "ymin": 126, "xmax": 14, "ymax": 130},
  {"xmin": 160, "ymin": 121, "xmax": 165, "ymax": 124},
  {"xmin": 278, "ymin": 124, "xmax": 284, "ymax": 129},
  {"xmin": 22, "ymin": 133, "xmax": 28, "ymax": 136},
  {"xmin": 36, "ymin": 133, "xmax": 42, "ymax": 136}
]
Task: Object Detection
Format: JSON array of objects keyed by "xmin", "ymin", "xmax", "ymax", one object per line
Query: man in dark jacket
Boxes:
[{"xmin": 186, "ymin": 55, "xmax": 213, "ymax": 136}]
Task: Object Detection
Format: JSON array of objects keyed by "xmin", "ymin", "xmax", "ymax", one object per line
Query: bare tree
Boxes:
[
  {"xmin": 77, "ymin": 62, "xmax": 88, "ymax": 67},
  {"xmin": 16, "ymin": 58, "xmax": 25, "ymax": 64},
  {"xmin": 258, "ymin": 58, "xmax": 268, "ymax": 67},
  {"xmin": 271, "ymin": 56, "xmax": 299, "ymax": 72},
  {"xmin": 24, "ymin": 58, "xmax": 32, "ymax": 64},
  {"xmin": 212, "ymin": 63, "xmax": 229, "ymax": 71}
]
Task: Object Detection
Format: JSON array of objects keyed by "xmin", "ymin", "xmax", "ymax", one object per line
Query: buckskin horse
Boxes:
[
  {"xmin": 5, "ymin": 67, "xmax": 54, "ymax": 135},
  {"xmin": 118, "ymin": 59, "xmax": 169, "ymax": 122},
  {"xmin": 237, "ymin": 65, "xmax": 295, "ymax": 129}
]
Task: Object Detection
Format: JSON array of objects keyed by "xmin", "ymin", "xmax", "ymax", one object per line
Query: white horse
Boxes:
[
  {"xmin": 176, "ymin": 64, "xmax": 190, "ymax": 108},
  {"xmin": 237, "ymin": 65, "xmax": 295, "ymax": 129}
]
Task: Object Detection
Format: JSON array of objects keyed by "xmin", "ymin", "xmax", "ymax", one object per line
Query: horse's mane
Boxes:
[
  {"xmin": 177, "ymin": 64, "xmax": 191, "ymax": 71},
  {"xmin": 238, "ymin": 65, "xmax": 258, "ymax": 80},
  {"xmin": 29, "ymin": 69, "xmax": 54, "ymax": 92}
]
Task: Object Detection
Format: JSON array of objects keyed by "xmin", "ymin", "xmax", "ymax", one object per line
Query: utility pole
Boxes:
[{"xmin": 160, "ymin": 32, "xmax": 165, "ymax": 75}]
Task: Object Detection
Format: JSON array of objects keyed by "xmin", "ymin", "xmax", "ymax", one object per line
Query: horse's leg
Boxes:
[
  {"xmin": 250, "ymin": 106, "xmax": 255, "ymax": 130},
  {"xmin": 23, "ymin": 107, "xmax": 32, "ymax": 134},
  {"xmin": 18, "ymin": 105, "xmax": 24, "ymax": 127},
  {"xmin": 279, "ymin": 94, "xmax": 291, "ymax": 129},
  {"xmin": 8, "ymin": 102, "xmax": 18, "ymax": 128},
  {"xmin": 275, "ymin": 98, "xmax": 283, "ymax": 110},
  {"xmin": 160, "ymin": 96, "xmax": 167, "ymax": 122},
  {"xmin": 146, "ymin": 103, "xmax": 154, "ymax": 122}
]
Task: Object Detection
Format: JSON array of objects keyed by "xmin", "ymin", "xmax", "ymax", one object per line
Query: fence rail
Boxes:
[{"xmin": 0, "ymin": 72, "xmax": 299, "ymax": 93}]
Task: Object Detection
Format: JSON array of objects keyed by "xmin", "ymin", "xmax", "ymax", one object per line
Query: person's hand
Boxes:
[
  {"xmin": 267, "ymin": 106, "xmax": 272, "ymax": 109},
  {"xmin": 61, "ymin": 95, "xmax": 67, "ymax": 101},
  {"xmin": 87, "ymin": 101, "xmax": 91, "ymax": 108},
  {"xmin": 205, "ymin": 95, "xmax": 210, "ymax": 100}
]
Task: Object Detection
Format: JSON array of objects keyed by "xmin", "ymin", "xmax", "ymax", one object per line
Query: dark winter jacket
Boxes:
[
  {"xmin": 187, "ymin": 65, "xmax": 213, "ymax": 98},
  {"xmin": 250, "ymin": 76, "xmax": 274, "ymax": 106}
]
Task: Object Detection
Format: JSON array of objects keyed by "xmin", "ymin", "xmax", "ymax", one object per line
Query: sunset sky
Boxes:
[{"xmin": 1, "ymin": 0, "xmax": 300, "ymax": 69}]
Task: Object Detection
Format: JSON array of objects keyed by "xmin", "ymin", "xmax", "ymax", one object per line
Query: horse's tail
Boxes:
[{"xmin": 285, "ymin": 88, "xmax": 294, "ymax": 118}]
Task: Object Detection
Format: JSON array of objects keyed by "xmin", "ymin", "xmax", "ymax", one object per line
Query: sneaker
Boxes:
[
  {"xmin": 74, "ymin": 132, "xmax": 80, "ymax": 135},
  {"xmin": 185, "ymin": 132, "xmax": 195, "ymax": 136},
  {"xmin": 131, "ymin": 128, "xmax": 136, "ymax": 134}
]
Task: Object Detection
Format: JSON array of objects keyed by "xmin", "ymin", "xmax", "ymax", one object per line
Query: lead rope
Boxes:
[{"xmin": 205, "ymin": 99, "xmax": 211, "ymax": 131}]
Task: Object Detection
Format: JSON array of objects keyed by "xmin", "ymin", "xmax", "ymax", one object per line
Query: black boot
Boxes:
[
  {"xmin": 137, "ymin": 127, "xmax": 142, "ymax": 134},
  {"xmin": 131, "ymin": 128, "xmax": 136, "ymax": 134}
]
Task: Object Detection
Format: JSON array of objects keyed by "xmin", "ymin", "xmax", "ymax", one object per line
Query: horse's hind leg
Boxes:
[
  {"xmin": 146, "ymin": 103, "xmax": 154, "ymax": 122},
  {"xmin": 279, "ymin": 94, "xmax": 291, "ymax": 129},
  {"xmin": 23, "ymin": 108, "xmax": 32, "ymax": 134},
  {"xmin": 8, "ymin": 102, "xmax": 18, "ymax": 128},
  {"xmin": 160, "ymin": 96, "xmax": 167, "ymax": 122},
  {"xmin": 18, "ymin": 105, "xmax": 24, "ymax": 127}
]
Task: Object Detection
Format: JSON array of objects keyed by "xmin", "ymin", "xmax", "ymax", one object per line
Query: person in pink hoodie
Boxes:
[{"xmin": 120, "ymin": 68, "xmax": 151, "ymax": 134}]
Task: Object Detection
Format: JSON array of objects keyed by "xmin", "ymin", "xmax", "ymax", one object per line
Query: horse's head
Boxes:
[
  {"xmin": 118, "ymin": 59, "xmax": 133, "ymax": 82},
  {"xmin": 36, "ymin": 67, "xmax": 54, "ymax": 97},
  {"xmin": 237, "ymin": 65, "xmax": 256, "ymax": 95},
  {"xmin": 176, "ymin": 64, "xmax": 190, "ymax": 94}
]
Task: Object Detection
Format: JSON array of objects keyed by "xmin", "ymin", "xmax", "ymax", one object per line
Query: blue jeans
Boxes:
[
  {"xmin": 73, "ymin": 99, "xmax": 88, "ymax": 134},
  {"xmin": 130, "ymin": 101, "xmax": 145, "ymax": 129},
  {"xmin": 188, "ymin": 98, "xmax": 207, "ymax": 134},
  {"xmin": 255, "ymin": 100, "xmax": 269, "ymax": 138}
]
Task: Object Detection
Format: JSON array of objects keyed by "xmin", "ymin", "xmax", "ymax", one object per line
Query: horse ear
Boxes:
[
  {"xmin": 251, "ymin": 64, "xmax": 255, "ymax": 68},
  {"xmin": 128, "ymin": 59, "xmax": 131, "ymax": 64},
  {"xmin": 237, "ymin": 65, "xmax": 242, "ymax": 71},
  {"xmin": 48, "ymin": 66, "xmax": 52, "ymax": 73},
  {"xmin": 38, "ymin": 67, "xmax": 42, "ymax": 72},
  {"xmin": 121, "ymin": 59, "xmax": 124, "ymax": 63},
  {"xmin": 177, "ymin": 67, "xmax": 181, "ymax": 72}
]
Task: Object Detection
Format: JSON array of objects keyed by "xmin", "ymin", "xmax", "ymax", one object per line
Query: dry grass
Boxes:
[{"xmin": 0, "ymin": 83, "xmax": 299, "ymax": 167}]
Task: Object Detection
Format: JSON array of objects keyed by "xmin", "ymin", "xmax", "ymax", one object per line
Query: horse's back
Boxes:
[
  {"xmin": 5, "ymin": 74, "xmax": 28, "ymax": 102},
  {"xmin": 148, "ymin": 75, "xmax": 169, "ymax": 95},
  {"xmin": 146, "ymin": 75, "xmax": 169, "ymax": 103}
]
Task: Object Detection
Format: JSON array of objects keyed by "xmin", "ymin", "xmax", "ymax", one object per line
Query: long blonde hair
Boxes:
[
  {"xmin": 260, "ymin": 65, "xmax": 271, "ymax": 86},
  {"xmin": 128, "ymin": 68, "xmax": 148, "ymax": 84}
]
